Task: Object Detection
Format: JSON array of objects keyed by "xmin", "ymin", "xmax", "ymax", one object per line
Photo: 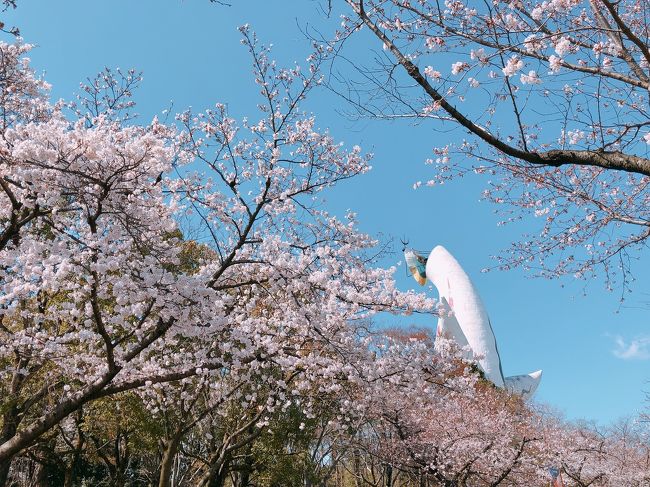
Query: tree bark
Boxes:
[
  {"xmin": 32, "ymin": 461, "xmax": 50, "ymax": 487},
  {"xmin": 235, "ymin": 442, "xmax": 253, "ymax": 487},
  {"xmin": 196, "ymin": 452, "xmax": 231, "ymax": 487},
  {"xmin": 0, "ymin": 404, "xmax": 20, "ymax": 486},
  {"xmin": 0, "ymin": 460, "xmax": 10, "ymax": 487},
  {"xmin": 158, "ymin": 430, "xmax": 184, "ymax": 487},
  {"xmin": 63, "ymin": 410, "xmax": 85, "ymax": 487},
  {"xmin": 385, "ymin": 463, "xmax": 393, "ymax": 487},
  {"xmin": 62, "ymin": 436, "xmax": 84, "ymax": 487},
  {"xmin": 353, "ymin": 450, "xmax": 362, "ymax": 487}
]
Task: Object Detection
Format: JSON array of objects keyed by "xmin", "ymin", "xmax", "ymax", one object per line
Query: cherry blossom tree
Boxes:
[
  {"xmin": 352, "ymin": 338, "xmax": 543, "ymax": 486},
  {"xmin": 3, "ymin": 4, "xmax": 650, "ymax": 485},
  {"xmin": 350, "ymin": 338, "xmax": 650, "ymax": 486},
  {"xmin": 331, "ymin": 0, "xmax": 650, "ymax": 291},
  {"xmin": 0, "ymin": 29, "xmax": 433, "ymax": 484}
]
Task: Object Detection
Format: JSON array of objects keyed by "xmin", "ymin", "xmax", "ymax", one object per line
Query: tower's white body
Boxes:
[
  {"xmin": 434, "ymin": 296, "xmax": 471, "ymax": 356},
  {"xmin": 426, "ymin": 246, "xmax": 505, "ymax": 387},
  {"xmin": 406, "ymin": 245, "xmax": 542, "ymax": 399}
]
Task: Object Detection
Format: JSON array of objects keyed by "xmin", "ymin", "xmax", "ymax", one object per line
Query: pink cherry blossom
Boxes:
[{"xmin": 335, "ymin": 0, "xmax": 650, "ymax": 288}]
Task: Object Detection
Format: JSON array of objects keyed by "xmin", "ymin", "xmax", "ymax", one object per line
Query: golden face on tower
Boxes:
[{"xmin": 403, "ymin": 249, "xmax": 427, "ymax": 286}]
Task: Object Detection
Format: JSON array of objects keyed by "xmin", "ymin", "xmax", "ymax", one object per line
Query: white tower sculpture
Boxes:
[{"xmin": 405, "ymin": 245, "xmax": 542, "ymax": 399}]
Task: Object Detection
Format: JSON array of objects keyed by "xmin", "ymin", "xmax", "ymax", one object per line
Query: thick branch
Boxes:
[{"xmin": 350, "ymin": 1, "xmax": 650, "ymax": 177}]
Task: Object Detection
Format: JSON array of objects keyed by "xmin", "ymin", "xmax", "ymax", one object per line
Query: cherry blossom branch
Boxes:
[{"xmin": 347, "ymin": 0, "xmax": 650, "ymax": 177}]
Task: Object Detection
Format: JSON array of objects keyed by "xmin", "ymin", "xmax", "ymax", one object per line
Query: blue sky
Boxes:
[{"xmin": 6, "ymin": 0, "xmax": 650, "ymax": 424}]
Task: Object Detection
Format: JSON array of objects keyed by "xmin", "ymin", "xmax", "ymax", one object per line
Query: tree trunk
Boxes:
[
  {"xmin": 63, "ymin": 412, "xmax": 85, "ymax": 487},
  {"xmin": 0, "ymin": 404, "xmax": 20, "ymax": 487},
  {"xmin": 28, "ymin": 461, "xmax": 50, "ymax": 487},
  {"xmin": 207, "ymin": 458, "xmax": 230, "ymax": 487},
  {"xmin": 158, "ymin": 431, "xmax": 183, "ymax": 487},
  {"xmin": 196, "ymin": 452, "xmax": 231, "ymax": 487},
  {"xmin": 353, "ymin": 450, "xmax": 362, "ymax": 487},
  {"xmin": 237, "ymin": 461, "xmax": 252, "ymax": 487},
  {"xmin": 112, "ymin": 432, "xmax": 129, "ymax": 487},
  {"xmin": 63, "ymin": 467, "xmax": 75, "ymax": 487},
  {"xmin": 235, "ymin": 441, "xmax": 253, "ymax": 487},
  {"xmin": 384, "ymin": 463, "xmax": 393, "ymax": 487},
  {"xmin": 0, "ymin": 457, "xmax": 12, "ymax": 487}
]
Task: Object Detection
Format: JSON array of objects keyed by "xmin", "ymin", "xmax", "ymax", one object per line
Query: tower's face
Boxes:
[{"xmin": 403, "ymin": 249, "xmax": 427, "ymax": 286}]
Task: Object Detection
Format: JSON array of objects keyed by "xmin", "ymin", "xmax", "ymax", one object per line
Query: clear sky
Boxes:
[{"xmin": 6, "ymin": 0, "xmax": 650, "ymax": 424}]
